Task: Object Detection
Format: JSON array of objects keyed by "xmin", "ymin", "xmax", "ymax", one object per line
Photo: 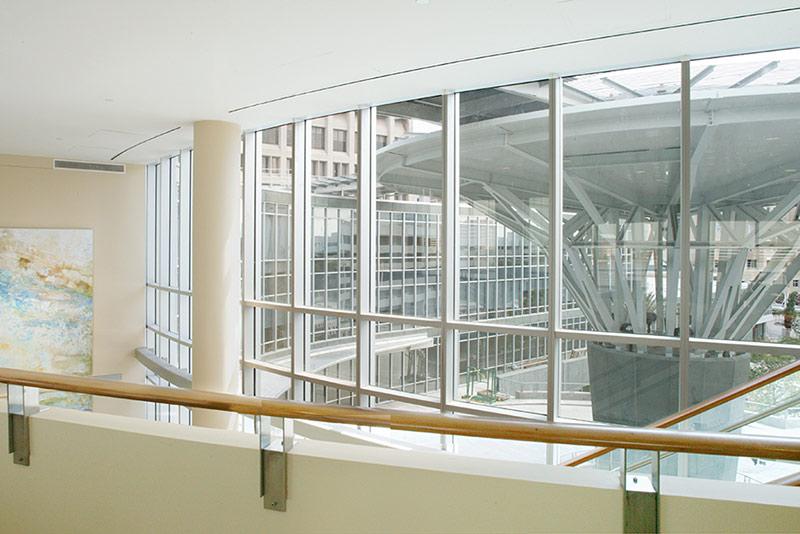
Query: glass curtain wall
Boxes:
[
  {"xmin": 456, "ymin": 83, "xmax": 551, "ymax": 414},
  {"xmin": 560, "ymin": 63, "xmax": 682, "ymax": 424},
  {"xmin": 689, "ymin": 49, "xmax": 800, "ymax": 374},
  {"xmin": 145, "ymin": 150, "xmax": 192, "ymax": 424},
  {"xmin": 238, "ymin": 48, "xmax": 800, "ymax": 428},
  {"xmin": 254, "ymin": 124, "xmax": 294, "ymax": 373},
  {"xmin": 376, "ymin": 97, "xmax": 443, "ymax": 321}
]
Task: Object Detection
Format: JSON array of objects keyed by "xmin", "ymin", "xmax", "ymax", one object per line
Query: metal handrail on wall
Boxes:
[{"xmin": 1, "ymin": 366, "xmax": 799, "ymax": 461}]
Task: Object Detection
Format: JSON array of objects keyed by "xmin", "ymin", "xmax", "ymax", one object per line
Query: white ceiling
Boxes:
[{"xmin": 1, "ymin": 0, "xmax": 799, "ymax": 164}]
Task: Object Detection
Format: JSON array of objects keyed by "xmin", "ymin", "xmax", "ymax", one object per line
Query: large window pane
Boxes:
[
  {"xmin": 308, "ymin": 313, "xmax": 356, "ymax": 373},
  {"xmin": 459, "ymin": 82, "xmax": 550, "ymax": 327},
  {"xmin": 690, "ymin": 49, "xmax": 800, "ymax": 367},
  {"xmin": 371, "ymin": 321, "xmax": 441, "ymax": 398},
  {"xmin": 458, "ymin": 331, "xmax": 549, "ymax": 416},
  {"xmin": 145, "ymin": 152, "xmax": 193, "ymax": 421},
  {"xmin": 309, "ymin": 112, "xmax": 358, "ymax": 312},
  {"xmin": 558, "ymin": 63, "xmax": 682, "ymax": 426},
  {"xmin": 309, "ymin": 381, "xmax": 356, "ymax": 406},
  {"xmin": 260, "ymin": 125, "xmax": 293, "ymax": 305},
  {"xmin": 255, "ymin": 369, "xmax": 291, "ymax": 400},
  {"xmin": 375, "ymin": 97, "xmax": 443, "ymax": 318},
  {"xmin": 258, "ymin": 310, "xmax": 292, "ymax": 369},
  {"xmin": 581, "ymin": 341, "xmax": 680, "ymax": 426},
  {"xmin": 562, "ymin": 63, "xmax": 681, "ymax": 337}
]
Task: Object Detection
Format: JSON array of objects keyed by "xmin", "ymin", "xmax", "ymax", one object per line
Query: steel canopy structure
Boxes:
[{"xmin": 376, "ymin": 84, "xmax": 800, "ymax": 342}]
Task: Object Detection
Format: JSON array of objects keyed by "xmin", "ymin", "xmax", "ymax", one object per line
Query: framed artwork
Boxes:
[{"xmin": 0, "ymin": 228, "xmax": 93, "ymax": 408}]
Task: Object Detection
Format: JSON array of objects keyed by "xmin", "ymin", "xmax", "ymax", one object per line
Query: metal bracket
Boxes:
[
  {"xmin": 622, "ymin": 449, "xmax": 660, "ymax": 534},
  {"xmin": 8, "ymin": 413, "xmax": 30, "ymax": 466},
  {"xmin": 259, "ymin": 416, "xmax": 293, "ymax": 511},
  {"xmin": 6, "ymin": 385, "xmax": 39, "ymax": 466}
]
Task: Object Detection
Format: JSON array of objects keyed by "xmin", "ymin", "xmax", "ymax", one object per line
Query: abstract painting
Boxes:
[{"xmin": 0, "ymin": 228, "xmax": 93, "ymax": 408}]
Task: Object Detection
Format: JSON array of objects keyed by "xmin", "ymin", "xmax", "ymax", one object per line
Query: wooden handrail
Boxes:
[
  {"xmin": 1, "ymin": 367, "xmax": 799, "ymax": 461},
  {"xmin": 562, "ymin": 357, "xmax": 800, "ymax": 467}
]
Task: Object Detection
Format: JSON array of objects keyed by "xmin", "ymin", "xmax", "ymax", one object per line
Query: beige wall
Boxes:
[
  {"xmin": 1, "ymin": 405, "xmax": 798, "ymax": 534},
  {"xmin": 0, "ymin": 154, "xmax": 145, "ymax": 415}
]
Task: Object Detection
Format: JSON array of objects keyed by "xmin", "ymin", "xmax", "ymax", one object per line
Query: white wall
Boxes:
[
  {"xmin": 0, "ymin": 404, "xmax": 798, "ymax": 534},
  {"xmin": 0, "ymin": 154, "xmax": 145, "ymax": 416}
]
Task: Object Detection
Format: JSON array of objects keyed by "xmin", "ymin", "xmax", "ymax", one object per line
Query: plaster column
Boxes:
[{"xmin": 191, "ymin": 120, "xmax": 241, "ymax": 428}]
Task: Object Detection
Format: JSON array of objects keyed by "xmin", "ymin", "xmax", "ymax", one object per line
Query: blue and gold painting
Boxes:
[{"xmin": 0, "ymin": 228, "xmax": 93, "ymax": 409}]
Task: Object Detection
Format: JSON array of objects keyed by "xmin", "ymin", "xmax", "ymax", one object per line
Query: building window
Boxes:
[
  {"xmin": 311, "ymin": 160, "xmax": 327, "ymax": 177},
  {"xmin": 262, "ymin": 156, "xmax": 280, "ymax": 173},
  {"xmin": 286, "ymin": 124, "xmax": 294, "ymax": 147},
  {"xmin": 333, "ymin": 129, "xmax": 348, "ymax": 152},
  {"xmin": 376, "ymin": 134, "xmax": 388, "ymax": 148},
  {"xmin": 263, "ymin": 128, "xmax": 279, "ymax": 145},
  {"xmin": 746, "ymin": 259, "xmax": 758, "ymax": 269},
  {"xmin": 793, "ymin": 279, "xmax": 799, "ymax": 288},
  {"xmin": 312, "ymin": 126, "xmax": 326, "ymax": 150},
  {"xmin": 332, "ymin": 162, "xmax": 349, "ymax": 177}
]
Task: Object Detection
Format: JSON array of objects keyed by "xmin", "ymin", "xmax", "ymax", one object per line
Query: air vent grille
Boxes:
[{"xmin": 53, "ymin": 160, "xmax": 126, "ymax": 174}]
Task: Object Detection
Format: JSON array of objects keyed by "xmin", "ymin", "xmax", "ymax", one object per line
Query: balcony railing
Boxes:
[
  {"xmin": 1, "ymin": 366, "xmax": 798, "ymax": 461},
  {"xmin": 3, "ymin": 364, "xmax": 798, "ymax": 522}
]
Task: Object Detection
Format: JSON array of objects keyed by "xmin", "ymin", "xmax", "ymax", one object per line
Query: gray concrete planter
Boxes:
[{"xmin": 587, "ymin": 342, "xmax": 751, "ymax": 427}]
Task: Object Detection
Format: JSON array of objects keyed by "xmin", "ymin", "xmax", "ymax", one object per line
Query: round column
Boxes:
[{"xmin": 191, "ymin": 120, "xmax": 241, "ymax": 428}]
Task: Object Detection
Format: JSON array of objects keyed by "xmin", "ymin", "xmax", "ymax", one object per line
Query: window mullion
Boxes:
[
  {"xmin": 441, "ymin": 92, "xmax": 459, "ymax": 411},
  {"xmin": 242, "ymin": 132, "xmax": 258, "ymax": 396},
  {"xmin": 679, "ymin": 59, "xmax": 692, "ymax": 411},
  {"xmin": 291, "ymin": 120, "xmax": 310, "ymax": 401},
  {"xmin": 356, "ymin": 108, "xmax": 375, "ymax": 407},
  {"xmin": 547, "ymin": 78, "xmax": 563, "ymax": 423},
  {"xmin": 178, "ymin": 149, "xmax": 192, "ymax": 375}
]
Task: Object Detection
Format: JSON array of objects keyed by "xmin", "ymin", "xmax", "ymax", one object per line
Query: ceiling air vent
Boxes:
[{"xmin": 53, "ymin": 159, "xmax": 126, "ymax": 174}]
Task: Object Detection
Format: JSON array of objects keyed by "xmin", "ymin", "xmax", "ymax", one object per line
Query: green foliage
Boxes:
[
  {"xmin": 784, "ymin": 292, "xmax": 798, "ymax": 328},
  {"xmin": 750, "ymin": 353, "xmax": 796, "ymax": 379},
  {"xmin": 750, "ymin": 337, "xmax": 800, "ymax": 380},
  {"xmin": 787, "ymin": 292, "xmax": 798, "ymax": 312}
]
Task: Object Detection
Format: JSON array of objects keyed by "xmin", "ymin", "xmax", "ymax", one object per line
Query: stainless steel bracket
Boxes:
[
  {"xmin": 259, "ymin": 416, "xmax": 293, "ymax": 511},
  {"xmin": 7, "ymin": 385, "xmax": 39, "ymax": 466},
  {"xmin": 622, "ymin": 449, "xmax": 660, "ymax": 533}
]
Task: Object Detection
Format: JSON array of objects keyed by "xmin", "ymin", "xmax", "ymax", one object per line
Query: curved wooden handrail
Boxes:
[
  {"xmin": 1, "ymin": 366, "xmax": 799, "ymax": 461},
  {"xmin": 562, "ymin": 357, "xmax": 800, "ymax": 467}
]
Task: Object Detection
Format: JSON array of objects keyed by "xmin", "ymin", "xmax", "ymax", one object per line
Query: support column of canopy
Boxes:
[{"xmin": 191, "ymin": 120, "xmax": 241, "ymax": 429}]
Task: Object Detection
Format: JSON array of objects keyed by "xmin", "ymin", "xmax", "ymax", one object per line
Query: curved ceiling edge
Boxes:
[
  {"xmin": 228, "ymin": 6, "xmax": 800, "ymax": 116},
  {"xmin": 111, "ymin": 126, "xmax": 183, "ymax": 161}
]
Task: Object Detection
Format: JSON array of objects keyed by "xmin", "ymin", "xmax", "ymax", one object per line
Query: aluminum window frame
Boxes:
[
  {"xmin": 145, "ymin": 149, "xmax": 193, "ymax": 423},
  {"xmin": 239, "ymin": 50, "xmax": 800, "ymax": 422}
]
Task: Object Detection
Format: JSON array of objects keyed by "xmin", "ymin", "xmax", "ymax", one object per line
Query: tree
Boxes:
[{"xmin": 784, "ymin": 292, "xmax": 798, "ymax": 329}]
